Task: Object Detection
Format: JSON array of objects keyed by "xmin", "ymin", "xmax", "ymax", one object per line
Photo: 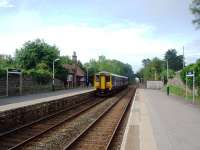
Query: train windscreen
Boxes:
[
  {"xmin": 96, "ymin": 75, "xmax": 100, "ymax": 82},
  {"xmin": 106, "ymin": 76, "xmax": 110, "ymax": 82}
]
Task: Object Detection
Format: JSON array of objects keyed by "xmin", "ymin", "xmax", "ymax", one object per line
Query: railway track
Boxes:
[
  {"xmin": 0, "ymin": 88, "xmax": 134, "ymax": 150},
  {"xmin": 0, "ymin": 97, "xmax": 105, "ymax": 150},
  {"xmin": 65, "ymin": 88, "xmax": 135, "ymax": 150}
]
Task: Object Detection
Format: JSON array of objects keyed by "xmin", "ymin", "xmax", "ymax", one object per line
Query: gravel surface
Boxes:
[
  {"xmin": 67, "ymin": 89, "xmax": 134, "ymax": 150},
  {"xmin": 20, "ymin": 89, "xmax": 128, "ymax": 150},
  {"xmin": 0, "ymin": 97, "xmax": 101, "ymax": 150},
  {"xmin": 108, "ymin": 95, "xmax": 133, "ymax": 150}
]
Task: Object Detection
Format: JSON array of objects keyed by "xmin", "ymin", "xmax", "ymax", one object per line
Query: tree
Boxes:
[
  {"xmin": 55, "ymin": 57, "xmax": 69, "ymax": 82},
  {"xmin": 24, "ymin": 63, "xmax": 52, "ymax": 85},
  {"xmin": 0, "ymin": 55, "xmax": 15, "ymax": 68},
  {"xmin": 15, "ymin": 39, "xmax": 60, "ymax": 70},
  {"xmin": 142, "ymin": 58, "xmax": 151, "ymax": 67},
  {"xmin": 0, "ymin": 55, "xmax": 16, "ymax": 78},
  {"xmin": 139, "ymin": 57, "xmax": 164, "ymax": 81},
  {"xmin": 84, "ymin": 56, "xmax": 134, "ymax": 83},
  {"xmin": 15, "ymin": 39, "xmax": 72, "ymax": 84},
  {"xmin": 190, "ymin": 0, "xmax": 200, "ymax": 28},
  {"xmin": 164, "ymin": 49, "xmax": 183, "ymax": 71}
]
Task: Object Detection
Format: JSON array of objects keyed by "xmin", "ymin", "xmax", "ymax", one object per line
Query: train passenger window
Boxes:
[{"xmin": 96, "ymin": 75, "xmax": 100, "ymax": 82}]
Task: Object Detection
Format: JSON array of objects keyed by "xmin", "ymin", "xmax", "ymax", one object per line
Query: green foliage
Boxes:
[
  {"xmin": 60, "ymin": 55, "xmax": 73, "ymax": 64},
  {"xmin": 55, "ymin": 57, "xmax": 69, "ymax": 82},
  {"xmin": 0, "ymin": 55, "xmax": 16, "ymax": 78},
  {"xmin": 180, "ymin": 64, "xmax": 195, "ymax": 88},
  {"xmin": 142, "ymin": 58, "xmax": 151, "ymax": 67},
  {"xmin": 190, "ymin": 0, "xmax": 200, "ymax": 28},
  {"xmin": 161, "ymin": 69, "xmax": 175, "ymax": 79},
  {"xmin": 32, "ymin": 69, "xmax": 51, "ymax": 85},
  {"xmin": 23, "ymin": 63, "xmax": 51, "ymax": 84},
  {"xmin": 181, "ymin": 62, "xmax": 199, "ymax": 94},
  {"xmin": 15, "ymin": 39, "xmax": 60, "ymax": 70},
  {"xmin": 138, "ymin": 49, "xmax": 182, "ymax": 82},
  {"xmin": 14, "ymin": 39, "xmax": 72, "ymax": 84},
  {"xmin": 84, "ymin": 55, "xmax": 134, "ymax": 83},
  {"xmin": 0, "ymin": 55, "xmax": 15, "ymax": 68},
  {"xmin": 78, "ymin": 60, "xmax": 85, "ymax": 72},
  {"xmin": 0, "ymin": 68, "xmax": 6, "ymax": 78},
  {"xmin": 2, "ymin": 39, "xmax": 135, "ymax": 85},
  {"xmin": 139, "ymin": 57, "xmax": 164, "ymax": 81},
  {"xmin": 168, "ymin": 84, "xmax": 186, "ymax": 97},
  {"xmin": 180, "ymin": 60, "xmax": 200, "ymax": 95},
  {"xmin": 164, "ymin": 49, "xmax": 183, "ymax": 71}
]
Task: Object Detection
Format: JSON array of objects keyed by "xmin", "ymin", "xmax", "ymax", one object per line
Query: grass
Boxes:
[{"xmin": 164, "ymin": 84, "xmax": 200, "ymax": 103}]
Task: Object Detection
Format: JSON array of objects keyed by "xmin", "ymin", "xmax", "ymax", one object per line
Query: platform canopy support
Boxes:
[{"xmin": 6, "ymin": 68, "xmax": 22, "ymax": 96}]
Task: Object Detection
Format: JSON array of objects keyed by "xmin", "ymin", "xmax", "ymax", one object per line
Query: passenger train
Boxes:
[{"xmin": 94, "ymin": 71, "xmax": 128, "ymax": 96}]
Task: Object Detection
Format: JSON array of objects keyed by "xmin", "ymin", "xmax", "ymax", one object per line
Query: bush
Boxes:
[
  {"xmin": 25, "ymin": 63, "xmax": 52, "ymax": 85},
  {"xmin": 161, "ymin": 69, "xmax": 175, "ymax": 79},
  {"xmin": 180, "ymin": 60, "xmax": 200, "ymax": 95},
  {"xmin": 180, "ymin": 64, "xmax": 195, "ymax": 88},
  {"xmin": 31, "ymin": 69, "xmax": 52, "ymax": 84},
  {"xmin": 0, "ymin": 68, "xmax": 6, "ymax": 79}
]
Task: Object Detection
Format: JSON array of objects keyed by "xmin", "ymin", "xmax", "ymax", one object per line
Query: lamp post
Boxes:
[
  {"xmin": 86, "ymin": 67, "xmax": 89, "ymax": 87},
  {"xmin": 52, "ymin": 58, "xmax": 60, "ymax": 91},
  {"xmin": 164, "ymin": 59, "xmax": 169, "ymax": 95}
]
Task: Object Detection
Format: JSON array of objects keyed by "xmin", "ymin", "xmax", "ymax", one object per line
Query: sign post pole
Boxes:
[
  {"xmin": 6, "ymin": 69, "xmax": 8, "ymax": 96},
  {"xmin": 193, "ymin": 70, "xmax": 195, "ymax": 103},
  {"xmin": 186, "ymin": 71, "xmax": 195, "ymax": 103},
  {"xmin": 186, "ymin": 73, "xmax": 187, "ymax": 99}
]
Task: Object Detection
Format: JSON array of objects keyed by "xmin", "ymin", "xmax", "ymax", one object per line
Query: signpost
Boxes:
[{"xmin": 186, "ymin": 70, "xmax": 195, "ymax": 103}]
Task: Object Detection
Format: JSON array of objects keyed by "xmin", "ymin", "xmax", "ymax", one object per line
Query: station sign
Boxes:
[
  {"xmin": 7, "ymin": 68, "xmax": 22, "ymax": 74},
  {"xmin": 186, "ymin": 72, "xmax": 194, "ymax": 77}
]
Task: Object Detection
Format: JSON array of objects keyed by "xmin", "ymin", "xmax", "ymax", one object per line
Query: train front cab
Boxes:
[{"xmin": 95, "ymin": 73, "xmax": 112, "ymax": 96}]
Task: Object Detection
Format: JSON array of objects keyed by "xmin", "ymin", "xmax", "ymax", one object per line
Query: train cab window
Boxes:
[
  {"xmin": 106, "ymin": 76, "xmax": 110, "ymax": 82},
  {"xmin": 96, "ymin": 75, "xmax": 100, "ymax": 82}
]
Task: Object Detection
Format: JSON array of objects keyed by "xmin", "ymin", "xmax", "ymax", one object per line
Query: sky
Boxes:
[{"xmin": 0, "ymin": 0, "xmax": 200, "ymax": 71}]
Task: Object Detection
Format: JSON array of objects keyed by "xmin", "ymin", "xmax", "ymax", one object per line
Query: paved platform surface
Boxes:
[
  {"xmin": 121, "ymin": 89, "xmax": 157, "ymax": 150},
  {"xmin": 144, "ymin": 89, "xmax": 200, "ymax": 150},
  {"xmin": 122, "ymin": 88, "xmax": 200, "ymax": 150},
  {"xmin": 0, "ymin": 87, "xmax": 94, "ymax": 112}
]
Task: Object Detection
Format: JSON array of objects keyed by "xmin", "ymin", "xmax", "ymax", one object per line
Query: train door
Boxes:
[{"xmin": 100, "ymin": 75, "xmax": 106, "ymax": 90}]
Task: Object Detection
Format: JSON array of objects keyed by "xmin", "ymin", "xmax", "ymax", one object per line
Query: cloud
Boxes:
[
  {"xmin": 0, "ymin": 0, "xmax": 14, "ymax": 8},
  {"xmin": 0, "ymin": 22, "xmax": 193, "ymax": 71}
]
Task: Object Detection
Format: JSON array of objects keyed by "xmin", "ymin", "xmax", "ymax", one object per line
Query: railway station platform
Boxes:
[
  {"xmin": 0, "ymin": 87, "xmax": 95, "ymax": 134},
  {"xmin": 0, "ymin": 87, "xmax": 94, "ymax": 111},
  {"xmin": 121, "ymin": 89, "xmax": 200, "ymax": 150},
  {"xmin": 121, "ymin": 89, "xmax": 157, "ymax": 150}
]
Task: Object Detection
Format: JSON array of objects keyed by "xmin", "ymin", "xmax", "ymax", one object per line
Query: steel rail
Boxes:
[
  {"xmin": 9, "ymin": 97, "xmax": 106, "ymax": 150},
  {"xmin": 0, "ymin": 97, "xmax": 96, "ymax": 137},
  {"xmin": 0, "ymin": 97, "xmax": 105, "ymax": 150},
  {"xmin": 8, "ymin": 97, "xmax": 106, "ymax": 150},
  {"xmin": 63, "ymin": 90, "xmax": 130, "ymax": 150},
  {"xmin": 105, "ymin": 88, "xmax": 135, "ymax": 150}
]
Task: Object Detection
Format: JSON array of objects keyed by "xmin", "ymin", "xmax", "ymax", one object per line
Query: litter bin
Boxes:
[{"xmin": 167, "ymin": 86, "xmax": 169, "ymax": 96}]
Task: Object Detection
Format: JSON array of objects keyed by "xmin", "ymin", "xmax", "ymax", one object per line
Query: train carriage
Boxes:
[{"xmin": 94, "ymin": 71, "xmax": 128, "ymax": 96}]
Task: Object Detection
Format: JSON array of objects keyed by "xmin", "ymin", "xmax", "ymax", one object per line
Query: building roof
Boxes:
[{"xmin": 63, "ymin": 64, "xmax": 85, "ymax": 76}]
